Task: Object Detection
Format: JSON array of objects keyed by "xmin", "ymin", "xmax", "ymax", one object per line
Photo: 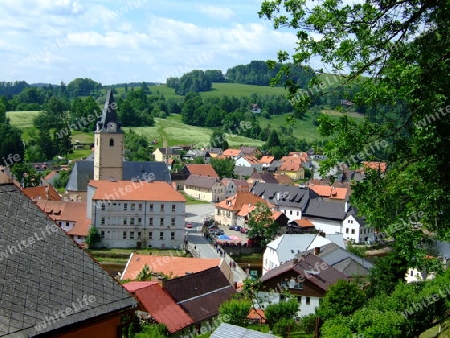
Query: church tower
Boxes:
[{"xmin": 94, "ymin": 90, "xmax": 123, "ymax": 181}]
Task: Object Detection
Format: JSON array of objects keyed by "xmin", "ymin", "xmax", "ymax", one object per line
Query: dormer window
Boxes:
[{"xmin": 110, "ymin": 138, "xmax": 114, "ymax": 147}]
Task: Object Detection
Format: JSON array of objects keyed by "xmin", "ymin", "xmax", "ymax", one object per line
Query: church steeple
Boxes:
[
  {"xmin": 96, "ymin": 90, "xmax": 122, "ymax": 132},
  {"xmin": 94, "ymin": 90, "xmax": 123, "ymax": 181}
]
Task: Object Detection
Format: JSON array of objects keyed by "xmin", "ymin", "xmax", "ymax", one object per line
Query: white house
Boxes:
[
  {"xmin": 342, "ymin": 214, "xmax": 375, "ymax": 244},
  {"xmin": 87, "ymin": 180, "xmax": 186, "ymax": 248},
  {"xmin": 262, "ymin": 233, "xmax": 345, "ymax": 276},
  {"xmin": 235, "ymin": 156, "xmax": 263, "ymax": 172},
  {"xmin": 259, "ymin": 253, "xmax": 349, "ymax": 317}
]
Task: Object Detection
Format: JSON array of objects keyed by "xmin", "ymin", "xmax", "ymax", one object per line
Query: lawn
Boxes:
[{"xmin": 180, "ymin": 192, "xmax": 211, "ymax": 205}]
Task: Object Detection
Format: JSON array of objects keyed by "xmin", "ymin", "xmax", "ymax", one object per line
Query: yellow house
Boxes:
[
  {"xmin": 153, "ymin": 147, "xmax": 182, "ymax": 162},
  {"xmin": 278, "ymin": 156, "xmax": 305, "ymax": 180}
]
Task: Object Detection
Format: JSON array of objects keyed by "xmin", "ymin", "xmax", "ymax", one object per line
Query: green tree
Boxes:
[
  {"xmin": 85, "ymin": 226, "xmax": 102, "ymax": 248},
  {"xmin": 136, "ymin": 264, "xmax": 152, "ymax": 281},
  {"xmin": 247, "ymin": 202, "xmax": 279, "ymax": 247},
  {"xmin": 11, "ymin": 163, "xmax": 41, "ymax": 188},
  {"xmin": 265, "ymin": 298, "xmax": 298, "ymax": 330},
  {"xmin": 210, "ymin": 158, "xmax": 234, "ymax": 179},
  {"xmin": 259, "ymin": 0, "xmax": 450, "ymax": 272},
  {"xmin": 273, "ymin": 318, "xmax": 297, "ymax": 338},
  {"xmin": 218, "ymin": 299, "xmax": 252, "ymax": 326},
  {"xmin": 124, "ymin": 130, "xmax": 151, "ymax": 161},
  {"xmin": 0, "ymin": 123, "xmax": 24, "ymax": 165},
  {"xmin": 316, "ymin": 280, "xmax": 366, "ymax": 322}
]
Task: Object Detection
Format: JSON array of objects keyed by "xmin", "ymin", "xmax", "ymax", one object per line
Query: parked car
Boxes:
[
  {"xmin": 186, "ymin": 222, "xmax": 193, "ymax": 228},
  {"xmin": 240, "ymin": 228, "xmax": 249, "ymax": 234},
  {"xmin": 217, "ymin": 230, "xmax": 225, "ymax": 236},
  {"xmin": 234, "ymin": 226, "xmax": 242, "ymax": 231},
  {"xmin": 229, "ymin": 225, "xmax": 235, "ymax": 230}
]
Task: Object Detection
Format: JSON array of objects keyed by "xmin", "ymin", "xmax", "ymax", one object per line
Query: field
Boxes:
[
  {"xmin": 6, "ymin": 110, "xmax": 40, "ymax": 128},
  {"xmin": 106, "ymin": 82, "xmax": 288, "ymax": 99},
  {"xmin": 124, "ymin": 114, "xmax": 265, "ymax": 148}
]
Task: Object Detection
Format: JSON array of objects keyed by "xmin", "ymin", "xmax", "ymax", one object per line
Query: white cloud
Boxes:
[
  {"xmin": 66, "ymin": 31, "xmax": 149, "ymax": 49},
  {"xmin": 199, "ymin": 5, "xmax": 235, "ymax": 20}
]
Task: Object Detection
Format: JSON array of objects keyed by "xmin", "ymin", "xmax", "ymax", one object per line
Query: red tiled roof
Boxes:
[
  {"xmin": 241, "ymin": 156, "xmax": 260, "ymax": 165},
  {"xmin": 222, "ymin": 148, "xmax": 241, "ymax": 157},
  {"xmin": 274, "ymin": 173, "xmax": 294, "ymax": 185},
  {"xmin": 363, "ymin": 161, "xmax": 387, "ymax": 173},
  {"xmin": 44, "ymin": 171, "xmax": 58, "ymax": 182},
  {"xmin": 248, "ymin": 309, "xmax": 266, "ymax": 323},
  {"xmin": 260, "ymin": 156, "xmax": 274, "ymax": 164},
  {"xmin": 23, "ymin": 185, "xmax": 61, "ymax": 201},
  {"xmin": 215, "ymin": 192, "xmax": 271, "ymax": 211},
  {"xmin": 67, "ymin": 218, "xmax": 91, "ymax": 237},
  {"xmin": 135, "ymin": 283, "xmax": 194, "ymax": 333},
  {"xmin": 123, "ymin": 281, "xmax": 158, "ymax": 293},
  {"xmin": 89, "ymin": 180, "xmax": 186, "ymax": 202},
  {"xmin": 309, "ymin": 185, "xmax": 348, "ymax": 200},
  {"xmin": 36, "ymin": 200, "xmax": 86, "ymax": 227},
  {"xmin": 186, "ymin": 164, "xmax": 219, "ymax": 178},
  {"xmin": 121, "ymin": 254, "xmax": 222, "ymax": 281},
  {"xmin": 279, "ymin": 156, "xmax": 305, "ymax": 172},
  {"xmin": 294, "ymin": 218, "xmax": 315, "ymax": 227}
]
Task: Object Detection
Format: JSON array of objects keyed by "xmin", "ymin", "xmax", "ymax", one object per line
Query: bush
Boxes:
[
  {"xmin": 299, "ymin": 313, "xmax": 317, "ymax": 334},
  {"xmin": 273, "ymin": 318, "xmax": 297, "ymax": 337}
]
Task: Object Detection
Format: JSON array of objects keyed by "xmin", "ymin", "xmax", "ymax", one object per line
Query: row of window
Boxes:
[
  {"xmin": 101, "ymin": 203, "xmax": 177, "ymax": 212},
  {"xmin": 101, "ymin": 231, "xmax": 176, "ymax": 240},
  {"xmin": 100, "ymin": 217, "xmax": 177, "ymax": 226},
  {"xmin": 344, "ymin": 227, "xmax": 371, "ymax": 235}
]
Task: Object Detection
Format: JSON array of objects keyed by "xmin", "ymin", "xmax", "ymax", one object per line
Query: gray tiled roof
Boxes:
[
  {"xmin": 66, "ymin": 160, "xmax": 171, "ymax": 192},
  {"xmin": 303, "ymin": 198, "xmax": 348, "ymax": 220},
  {"xmin": 301, "ymin": 243, "xmax": 373, "ymax": 277},
  {"xmin": 233, "ymin": 166, "xmax": 254, "ymax": 178},
  {"xmin": 184, "ymin": 175, "xmax": 219, "ymax": 189},
  {"xmin": 0, "ymin": 183, "xmax": 136, "ymax": 337},
  {"xmin": 251, "ymin": 182, "xmax": 316, "ymax": 209}
]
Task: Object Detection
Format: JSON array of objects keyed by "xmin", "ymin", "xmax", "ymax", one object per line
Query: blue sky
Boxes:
[{"xmin": 0, "ymin": 0, "xmax": 300, "ymax": 85}]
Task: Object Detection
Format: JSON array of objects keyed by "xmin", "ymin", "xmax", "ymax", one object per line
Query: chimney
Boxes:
[
  {"xmin": 314, "ymin": 247, "xmax": 320, "ymax": 255},
  {"xmin": 45, "ymin": 186, "xmax": 49, "ymax": 200}
]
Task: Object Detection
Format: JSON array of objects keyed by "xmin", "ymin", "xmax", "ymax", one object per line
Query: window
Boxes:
[
  {"xmin": 306, "ymin": 297, "xmax": 310, "ymax": 305},
  {"xmin": 290, "ymin": 210, "xmax": 293, "ymax": 215},
  {"xmin": 297, "ymin": 296, "xmax": 302, "ymax": 304},
  {"xmin": 131, "ymin": 203, "xmax": 135, "ymax": 211},
  {"xmin": 101, "ymin": 204, "xmax": 105, "ymax": 211},
  {"xmin": 150, "ymin": 204, "xmax": 154, "ymax": 211},
  {"xmin": 160, "ymin": 218, "xmax": 164, "ymax": 226},
  {"xmin": 410, "ymin": 270, "xmax": 413, "ymax": 276},
  {"xmin": 101, "ymin": 217, "xmax": 105, "ymax": 225},
  {"xmin": 110, "ymin": 138, "xmax": 114, "ymax": 147},
  {"xmin": 148, "ymin": 232, "xmax": 153, "ymax": 240},
  {"xmin": 130, "ymin": 231, "xmax": 134, "ymax": 239},
  {"xmin": 101, "ymin": 231, "xmax": 105, "ymax": 239},
  {"xmin": 172, "ymin": 204, "xmax": 176, "ymax": 212},
  {"xmin": 171, "ymin": 232, "xmax": 175, "ymax": 240},
  {"xmin": 288, "ymin": 279, "xmax": 303, "ymax": 289},
  {"xmin": 149, "ymin": 218, "xmax": 153, "ymax": 226},
  {"xmin": 346, "ymin": 228, "xmax": 349, "ymax": 234},
  {"xmin": 217, "ymin": 210, "xmax": 220, "ymax": 215},
  {"xmin": 130, "ymin": 218, "xmax": 135, "ymax": 225},
  {"xmin": 124, "ymin": 203, "xmax": 128, "ymax": 211},
  {"xmin": 123, "ymin": 231, "xmax": 127, "ymax": 239},
  {"xmin": 138, "ymin": 218, "xmax": 142, "ymax": 225},
  {"xmin": 123, "ymin": 218, "xmax": 127, "ymax": 225},
  {"xmin": 138, "ymin": 204, "xmax": 143, "ymax": 211},
  {"xmin": 161, "ymin": 204, "xmax": 165, "ymax": 212},
  {"xmin": 137, "ymin": 232, "xmax": 141, "ymax": 239},
  {"xmin": 160, "ymin": 231, "xmax": 164, "ymax": 240},
  {"xmin": 351, "ymin": 229, "xmax": 355, "ymax": 234},
  {"xmin": 171, "ymin": 218, "xmax": 175, "ymax": 226}
]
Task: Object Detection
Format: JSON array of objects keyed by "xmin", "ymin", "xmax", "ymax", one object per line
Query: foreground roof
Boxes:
[
  {"xmin": 184, "ymin": 175, "xmax": 220, "ymax": 189},
  {"xmin": 211, "ymin": 323, "xmax": 277, "ymax": 338},
  {"xmin": 22, "ymin": 185, "xmax": 61, "ymax": 201},
  {"xmin": 251, "ymin": 182, "xmax": 316, "ymax": 209},
  {"xmin": 134, "ymin": 283, "xmax": 194, "ymax": 333},
  {"xmin": 121, "ymin": 254, "xmax": 222, "ymax": 280},
  {"xmin": 0, "ymin": 183, "xmax": 136, "ymax": 337},
  {"xmin": 215, "ymin": 192, "xmax": 270, "ymax": 211},
  {"xmin": 164, "ymin": 267, "xmax": 236, "ymax": 323},
  {"xmin": 185, "ymin": 164, "xmax": 219, "ymax": 178}
]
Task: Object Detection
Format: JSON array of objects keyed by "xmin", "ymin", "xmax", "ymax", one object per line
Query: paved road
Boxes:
[{"xmin": 184, "ymin": 204, "xmax": 248, "ymax": 283}]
